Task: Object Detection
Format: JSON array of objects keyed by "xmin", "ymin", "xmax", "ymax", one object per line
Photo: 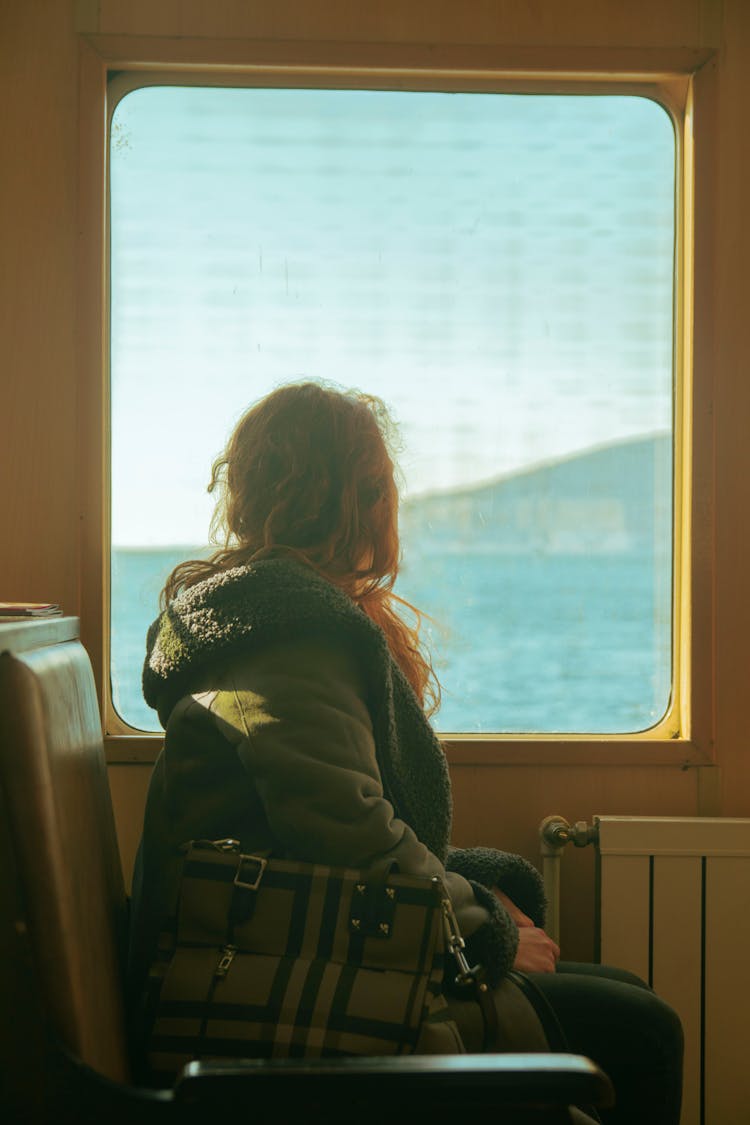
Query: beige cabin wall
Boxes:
[
  {"xmin": 712, "ymin": 0, "xmax": 750, "ymax": 817},
  {"xmin": 84, "ymin": 0, "xmax": 721, "ymax": 48},
  {"xmin": 450, "ymin": 765, "xmax": 699, "ymax": 962},
  {"xmin": 3, "ymin": 0, "xmax": 749, "ymax": 960},
  {"xmin": 1, "ymin": 2, "xmax": 80, "ymax": 615}
]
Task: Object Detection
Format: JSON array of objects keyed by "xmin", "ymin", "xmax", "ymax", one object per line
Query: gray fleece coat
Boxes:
[{"xmin": 129, "ymin": 557, "xmax": 546, "ymax": 1018}]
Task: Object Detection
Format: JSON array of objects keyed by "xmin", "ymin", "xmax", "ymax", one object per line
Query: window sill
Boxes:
[{"xmin": 103, "ymin": 732, "xmax": 712, "ymax": 768}]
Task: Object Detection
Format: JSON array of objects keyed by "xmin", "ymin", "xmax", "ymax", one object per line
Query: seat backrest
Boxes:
[{"xmin": 0, "ymin": 629, "xmax": 130, "ymax": 1083}]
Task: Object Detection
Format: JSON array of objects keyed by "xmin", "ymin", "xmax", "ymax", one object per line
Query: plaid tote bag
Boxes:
[{"xmin": 147, "ymin": 839, "xmax": 466, "ymax": 1079}]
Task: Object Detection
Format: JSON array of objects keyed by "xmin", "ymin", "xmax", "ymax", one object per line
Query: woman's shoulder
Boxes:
[
  {"xmin": 144, "ymin": 557, "xmax": 384, "ymax": 718},
  {"xmin": 225, "ymin": 631, "xmax": 370, "ymax": 701},
  {"xmin": 162, "ymin": 630, "xmax": 373, "ymax": 752}
]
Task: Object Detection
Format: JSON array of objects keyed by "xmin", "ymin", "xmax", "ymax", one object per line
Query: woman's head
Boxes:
[
  {"xmin": 162, "ymin": 380, "xmax": 439, "ymax": 713},
  {"xmin": 209, "ymin": 382, "xmax": 400, "ymax": 594}
]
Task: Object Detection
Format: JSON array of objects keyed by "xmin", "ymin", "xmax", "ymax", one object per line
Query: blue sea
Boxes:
[{"xmin": 112, "ymin": 540, "xmax": 671, "ymax": 736}]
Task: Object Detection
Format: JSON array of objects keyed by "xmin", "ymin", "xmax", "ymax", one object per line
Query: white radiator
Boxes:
[{"xmin": 596, "ymin": 816, "xmax": 750, "ymax": 1125}]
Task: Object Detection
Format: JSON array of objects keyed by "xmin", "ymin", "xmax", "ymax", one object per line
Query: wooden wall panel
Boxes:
[
  {"xmin": 84, "ymin": 0, "xmax": 721, "ymax": 49},
  {"xmin": 0, "ymin": 3, "xmax": 80, "ymax": 615},
  {"xmin": 449, "ymin": 764, "xmax": 698, "ymax": 961},
  {"xmin": 713, "ymin": 1, "xmax": 750, "ymax": 815},
  {"xmin": 108, "ymin": 765, "xmax": 152, "ymax": 889}
]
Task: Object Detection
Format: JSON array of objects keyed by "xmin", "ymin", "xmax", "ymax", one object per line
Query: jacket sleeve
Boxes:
[
  {"xmin": 446, "ymin": 846, "xmax": 546, "ymax": 928},
  {"xmin": 206, "ymin": 634, "xmax": 520, "ymax": 985}
]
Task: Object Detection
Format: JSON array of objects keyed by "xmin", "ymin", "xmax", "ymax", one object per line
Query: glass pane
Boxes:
[{"xmin": 110, "ymin": 86, "xmax": 675, "ymax": 734}]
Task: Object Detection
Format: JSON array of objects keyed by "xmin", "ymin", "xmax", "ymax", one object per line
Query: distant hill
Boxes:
[{"xmin": 401, "ymin": 433, "xmax": 672, "ymax": 555}]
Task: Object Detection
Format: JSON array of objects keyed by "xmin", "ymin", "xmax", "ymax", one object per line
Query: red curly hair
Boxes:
[{"xmin": 161, "ymin": 382, "xmax": 440, "ymax": 715}]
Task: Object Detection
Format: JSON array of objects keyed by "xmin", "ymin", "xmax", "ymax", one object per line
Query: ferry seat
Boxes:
[{"xmin": 0, "ymin": 623, "xmax": 613, "ymax": 1124}]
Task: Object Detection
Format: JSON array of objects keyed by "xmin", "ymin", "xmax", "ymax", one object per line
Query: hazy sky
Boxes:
[{"xmin": 110, "ymin": 86, "xmax": 674, "ymax": 546}]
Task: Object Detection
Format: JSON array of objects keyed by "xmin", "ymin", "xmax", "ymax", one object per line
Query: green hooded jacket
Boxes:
[{"xmin": 129, "ymin": 557, "xmax": 546, "ymax": 1022}]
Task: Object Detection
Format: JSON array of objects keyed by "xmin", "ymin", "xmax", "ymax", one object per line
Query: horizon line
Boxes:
[{"xmin": 112, "ymin": 428, "xmax": 670, "ymax": 550}]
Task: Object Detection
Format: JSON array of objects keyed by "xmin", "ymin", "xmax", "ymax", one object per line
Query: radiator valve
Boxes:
[{"xmin": 539, "ymin": 815, "xmax": 598, "ymax": 855}]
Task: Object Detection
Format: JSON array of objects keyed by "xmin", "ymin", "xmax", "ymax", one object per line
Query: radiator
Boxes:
[{"xmin": 596, "ymin": 816, "xmax": 750, "ymax": 1125}]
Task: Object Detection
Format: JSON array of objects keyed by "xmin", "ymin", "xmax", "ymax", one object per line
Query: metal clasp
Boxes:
[
  {"xmin": 234, "ymin": 854, "xmax": 267, "ymax": 891},
  {"xmin": 437, "ymin": 881, "xmax": 479, "ymax": 986},
  {"xmin": 215, "ymin": 944, "xmax": 237, "ymax": 978}
]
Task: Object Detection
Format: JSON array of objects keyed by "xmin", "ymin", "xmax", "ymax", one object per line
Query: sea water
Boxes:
[{"xmin": 112, "ymin": 541, "xmax": 670, "ymax": 736}]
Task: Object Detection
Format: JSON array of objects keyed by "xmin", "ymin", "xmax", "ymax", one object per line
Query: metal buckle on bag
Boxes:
[
  {"xmin": 234, "ymin": 854, "xmax": 267, "ymax": 891},
  {"xmin": 436, "ymin": 878, "xmax": 483, "ymax": 988}
]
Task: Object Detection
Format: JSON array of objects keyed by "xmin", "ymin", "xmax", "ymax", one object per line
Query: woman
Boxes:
[{"xmin": 129, "ymin": 381, "xmax": 682, "ymax": 1122}]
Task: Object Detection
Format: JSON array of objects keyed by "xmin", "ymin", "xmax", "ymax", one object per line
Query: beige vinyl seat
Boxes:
[{"xmin": 0, "ymin": 619, "xmax": 612, "ymax": 1124}]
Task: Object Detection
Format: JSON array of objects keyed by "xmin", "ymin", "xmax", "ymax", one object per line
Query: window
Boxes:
[{"xmin": 109, "ymin": 85, "xmax": 676, "ymax": 736}]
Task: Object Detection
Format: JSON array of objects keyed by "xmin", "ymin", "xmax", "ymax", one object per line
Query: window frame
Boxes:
[{"xmin": 77, "ymin": 36, "xmax": 715, "ymax": 767}]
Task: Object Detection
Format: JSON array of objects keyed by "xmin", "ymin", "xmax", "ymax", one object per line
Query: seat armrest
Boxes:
[
  {"xmin": 174, "ymin": 1053, "xmax": 614, "ymax": 1116},
  {"xmin": 41, "ymin": 1048, "xmax": 613, "ymax": 1125}
]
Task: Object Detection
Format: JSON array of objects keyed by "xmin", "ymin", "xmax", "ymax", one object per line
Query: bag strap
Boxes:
[{"xmin": 507, "ymin": 970, "xmax": 570, "ymax": 1052}]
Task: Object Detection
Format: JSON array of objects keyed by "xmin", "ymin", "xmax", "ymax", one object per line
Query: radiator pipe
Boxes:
[
  {"xmin": 539, "ymin": 816, "xmax": 570, "ymax": 945},
  {"xmin": 539, "ymin": 816, "xmax": 599, "ymax": 946}
]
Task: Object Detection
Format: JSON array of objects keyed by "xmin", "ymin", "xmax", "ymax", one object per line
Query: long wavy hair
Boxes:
[{"xmin": 161, "ymin": 381, "xmax": 440, "ymax": 715}]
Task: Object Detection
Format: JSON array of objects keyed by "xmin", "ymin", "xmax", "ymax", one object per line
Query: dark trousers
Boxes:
[{"xmin": 529, "ymin": 962, "xmax": 684, "ymax": 1125}]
